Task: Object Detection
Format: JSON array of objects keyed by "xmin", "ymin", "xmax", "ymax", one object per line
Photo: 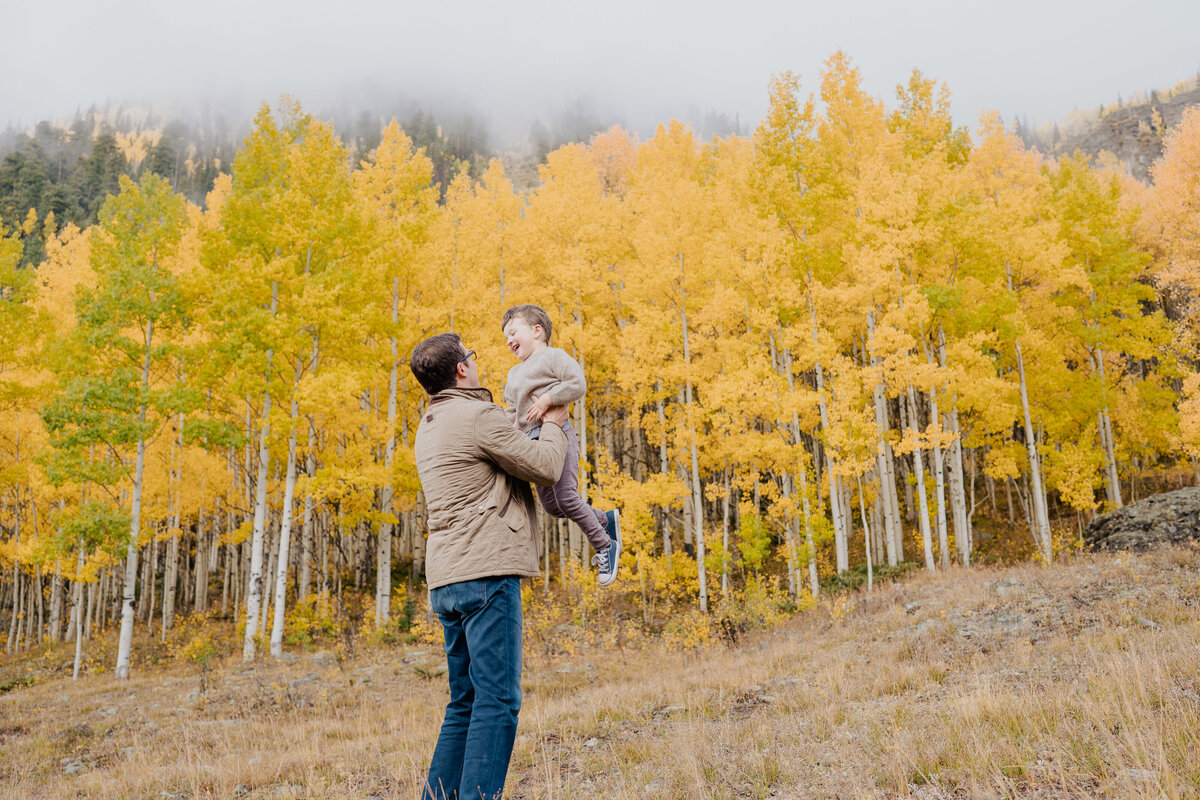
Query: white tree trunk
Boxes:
[
  {"xmin": 1091, "ymin": 346, "xmax": 1123, "ymax": 508},
  {"xmin": 72, "ymin": 550, "xmax": 85, "ymax": 680},
  {"xmin": 654, "ymin": 385, "xmax": 672, "ymax": 556},
  {"xmin": 937, "ymin": 330, "xmax": 971, "ymax": 566},
  {"xmin": 377, "ymin": 280, "xmax": 400, "ymax": 627},
  {"xmin": 866, "ymin": 310, "xmax": 901, "ymax": 567},
  {"xmin": 116, "ymin": 316, "xmax": 155, "ymax": 681},
  {"xmin": 243, "ymin": 393, "xmax": 272, "ymax": 661},
  {"xmin": 906, "ymin": 386, "xmax": 936, "ymax": 572},
  {"xmin": 926, "ymin": 387, "xmax": 950, "ymax": 569},
  {"xmin": 807, "ymin": 287, "xmax": 849, "ymax": 570},
  {"xmin": 856, "ymin": 474, "xmax": 873, "ymax": 593},
  {"xmin": 689, "ymin": 436, "xmax": 707, "ymax": 612},
  {"xmin": 269, "ymin": 365, "xmax": 302, "ymax": 658},
  {"xmin": 796, "ymin": 466, "xmax": 819, "ymax": 597},
  {"xmin": 298, "ymin": 448, "xmax": 315, "ymax": 602},
  {"xmin": 243, "ymin": 285, "xmax": 277, "ymax": 662},
  {"xmin": 677, "ymin": 262, "xmax": 707, "ymax": 613},
  {"xmin": 115, "ymin": 439, "xmax": 145, "ymax": 679},
  {"xmin": 1015, "ymin": 340, "xmax": 1052, "ymax": 561},
  {"xmin": 781, "ymin": 346, "xmax": 819, "ymax": 596},
  {"xmin": 720, "ymin": 471, "xmax": 730, "ymax": 597},
  {"xmin": 780, "ymin": 475, "xmax": 797, "ymax": 597},
  {"xmin": 48, "ymin": 572, "xmax": 63, "ymax": 643}
]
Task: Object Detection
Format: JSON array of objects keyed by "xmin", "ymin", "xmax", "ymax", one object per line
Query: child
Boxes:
[{"xmin": 501, "ymin": 304, "xmax": 621, "ymax": 586}]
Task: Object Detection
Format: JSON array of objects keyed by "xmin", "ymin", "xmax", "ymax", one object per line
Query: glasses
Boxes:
[{"xmin": 458, "ymin": 349, "xmax": 475, "ymax": 365}]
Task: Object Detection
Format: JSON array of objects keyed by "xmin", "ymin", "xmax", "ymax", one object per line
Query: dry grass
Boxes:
[{"xmin": 2, "ymin": 547, "xmax": 1200, "ymax": 799}]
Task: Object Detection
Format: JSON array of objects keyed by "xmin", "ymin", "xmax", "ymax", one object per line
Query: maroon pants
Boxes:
[{"xmin": 537, "ymin": 422, "xmax": 609, "ymax": 552}]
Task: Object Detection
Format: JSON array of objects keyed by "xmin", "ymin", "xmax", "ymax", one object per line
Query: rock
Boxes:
[
  {"xmin": 915, "ymin": 618, "xmax": 941, "ymax": 636},
  {"xmin": 989, "ymin": 578, "xmax": 1024, "ymax": 597},
  {"xmin": 54, "ymin": 723, "xmax": 92, "ymax": 742},
  {"xmin": 62, "ymin": 760, "xmax": 85, "ymax": 775},
  {"xmin": 288, "ymin": 673, "xmax": 320, "ymax": 690},
  {"xmin": 584, "ymin": 737, "xmax": 600, "ymax": 748},
  {"xmin": 653, "ymin": 705, "xmax": 687, "ymax": 718},
  {"xmin": 1125, "ymin": 768, "xmax": 1158, "ymax": 783},
  {"xmin": 1086, "ymin": 488, "xmax": 1200, "ymax": 551},
  {"xmin": 310, "ymin": 651, "xmax": 335, "ymax": 667},
  {"xmin": 413, "ymin": 664, "xmax": 447, "ymax": 679},
  {"xmin": 905, "ymin": 602, "xmax": 923, "ymax": 614}
]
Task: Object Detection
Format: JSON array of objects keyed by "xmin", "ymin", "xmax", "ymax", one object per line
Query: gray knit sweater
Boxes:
[{"xmin": 503, "ymin": 346, "xmax": 587, "ymax": 433}]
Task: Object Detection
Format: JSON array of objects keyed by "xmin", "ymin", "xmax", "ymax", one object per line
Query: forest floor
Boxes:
[{"xmin": 2, "ymin": 546, "xmax": 1199, "ymax": 799}]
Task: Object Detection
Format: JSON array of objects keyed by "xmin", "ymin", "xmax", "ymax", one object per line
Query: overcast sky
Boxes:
[{"xmin": 3, "ymin": 0, "xmax": 1198, "ymax": 145}]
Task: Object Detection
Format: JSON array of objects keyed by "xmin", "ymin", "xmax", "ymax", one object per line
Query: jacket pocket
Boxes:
[{"xmin": 498, "ymin": 492, "xmax": 525, "ymax": 531}]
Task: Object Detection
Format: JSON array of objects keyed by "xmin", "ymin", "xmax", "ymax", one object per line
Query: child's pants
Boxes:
[{"xmin": 536, "ymin": 422, "xmax": 610, "ymax": 552}]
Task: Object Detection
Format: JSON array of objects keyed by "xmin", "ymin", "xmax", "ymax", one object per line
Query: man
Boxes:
[{"xmin": 410, "ymin": 333, "xmax": 569, "ymax": 800}]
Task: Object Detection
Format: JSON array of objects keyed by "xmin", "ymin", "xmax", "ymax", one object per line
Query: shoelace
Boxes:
[{"xmin": 591, "ymin": 549, "xmax": 610, "ymax": 571}]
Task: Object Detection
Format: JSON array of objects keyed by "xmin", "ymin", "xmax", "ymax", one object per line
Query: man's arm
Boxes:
[{"xmin": 475, "ymin": 403, "xmax": 568, "ymax": 486}]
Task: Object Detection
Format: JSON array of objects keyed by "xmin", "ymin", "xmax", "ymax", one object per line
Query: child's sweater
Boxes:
[{"xmin": 503, "ymin": 347, "xmax": 586, "ymax": 434}]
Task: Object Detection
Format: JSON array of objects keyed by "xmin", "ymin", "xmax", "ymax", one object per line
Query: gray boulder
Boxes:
[{"xmin": 1086, "ymin": 487, "xmax": 1200, "ymax": 551}]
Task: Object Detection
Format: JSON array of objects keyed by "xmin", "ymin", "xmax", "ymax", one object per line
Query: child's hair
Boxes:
[{"xmin": 502, "ymin": 304, "xmax": 553, "ymax": 345}]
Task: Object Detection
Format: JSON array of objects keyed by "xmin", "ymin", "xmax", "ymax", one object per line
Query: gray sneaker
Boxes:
[{"xmin": 592, "ymin": 510, "xmax": 621, "ymax": 587}]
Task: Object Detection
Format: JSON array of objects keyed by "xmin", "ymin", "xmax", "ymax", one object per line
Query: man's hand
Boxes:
[
  {"xmin": 543, "ymin": 403, "xmax": 569, "ymax": 427},
  {"xmin": 525, "ymin": 393, "xmax": 553, "ymax": 422}
]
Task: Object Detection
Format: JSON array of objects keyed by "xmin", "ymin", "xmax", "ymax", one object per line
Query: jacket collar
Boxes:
[{"xmin": 430, "ymin": 386, "xmax": 494, "ymax": 405}]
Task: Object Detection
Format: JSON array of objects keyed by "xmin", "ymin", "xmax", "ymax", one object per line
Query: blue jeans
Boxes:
[{"xmin": 423, "ymin": 576, "xmax": 523, "ymax": 800}]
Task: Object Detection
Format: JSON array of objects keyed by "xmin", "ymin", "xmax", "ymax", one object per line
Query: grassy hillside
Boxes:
[{"xmin": 2, "ymin": 546, "xmax": 1198, "ymax": 799}]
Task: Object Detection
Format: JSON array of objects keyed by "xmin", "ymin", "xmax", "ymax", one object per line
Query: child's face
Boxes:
[{"xmin": 504, "ymin": 316, "xmax": 546, "ymax": 361}]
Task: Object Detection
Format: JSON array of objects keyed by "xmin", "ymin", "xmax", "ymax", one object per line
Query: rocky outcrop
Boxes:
[
  {"xmin": 1086, "ymin": 487, "xmax": 1200, "ymax": 551},
  {"xmin": 1049, "ymin": 87, "xmax": 1200, "ymax": 184}
]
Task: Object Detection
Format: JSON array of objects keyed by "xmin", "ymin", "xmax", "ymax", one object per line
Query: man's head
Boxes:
[
  {"xmin": 502, "ymin": 304, "xmax": 552, "ymax": 361},
  {"xmin": 410, "ymin": 333, "xmax": 479, "ymax": 395}
]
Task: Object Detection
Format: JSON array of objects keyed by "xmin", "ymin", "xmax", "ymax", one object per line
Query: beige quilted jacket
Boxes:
[{"xmin": 414, "ymin": 387, "xmax": 567, "ymax": 590}]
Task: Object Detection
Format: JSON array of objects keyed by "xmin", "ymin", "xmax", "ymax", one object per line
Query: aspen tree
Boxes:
[
  {"xmin": 354, "ymin": 121, "xmax": 437, "ymax": 625},
  {"xmin": 1146, "ymin": 109, "xmax": 1200, "ymax": 467},
  {"xmin": 751, "ymin": 71, "xmax": 853, "ymax": 571},
  {"xmin": 265, "ymin": 115, "xmax": 362, "ymax": 658},
  {"xmin": 967, "ymin": 115, "xmax": 1070, "ymax": 560},
  {"xmin": 626, "ymin": 121, "xmax": 749, "ymax": 611},
  {"xmin": 42, "ymin": 173, "xmax": 192, "ymax": 678},
  {"xmin": 815, "ymin": 54, "xmax": 911, "ymax": 568},
  {"xmin": 202, "ymin": 103, "xmax": 296, "ymax": 661}
]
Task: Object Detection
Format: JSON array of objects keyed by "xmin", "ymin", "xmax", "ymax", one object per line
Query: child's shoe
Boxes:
[{"xmin": 592, "ymin": 510, "xmax": 621, "ymax": 587}]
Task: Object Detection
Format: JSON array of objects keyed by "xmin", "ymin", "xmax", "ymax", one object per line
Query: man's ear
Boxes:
[{"xmin": 455, "ymin": 361, "xmax": 469, "ymax": 380}]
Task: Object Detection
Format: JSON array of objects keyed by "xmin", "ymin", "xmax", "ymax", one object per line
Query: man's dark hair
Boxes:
[
  {"xmin": 410, "ymin": 332, "xmax": 464, "ymax": 395},
  {"xmin": 501, "ymin": 304, "xmax": 553, "ymax": 345}
]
